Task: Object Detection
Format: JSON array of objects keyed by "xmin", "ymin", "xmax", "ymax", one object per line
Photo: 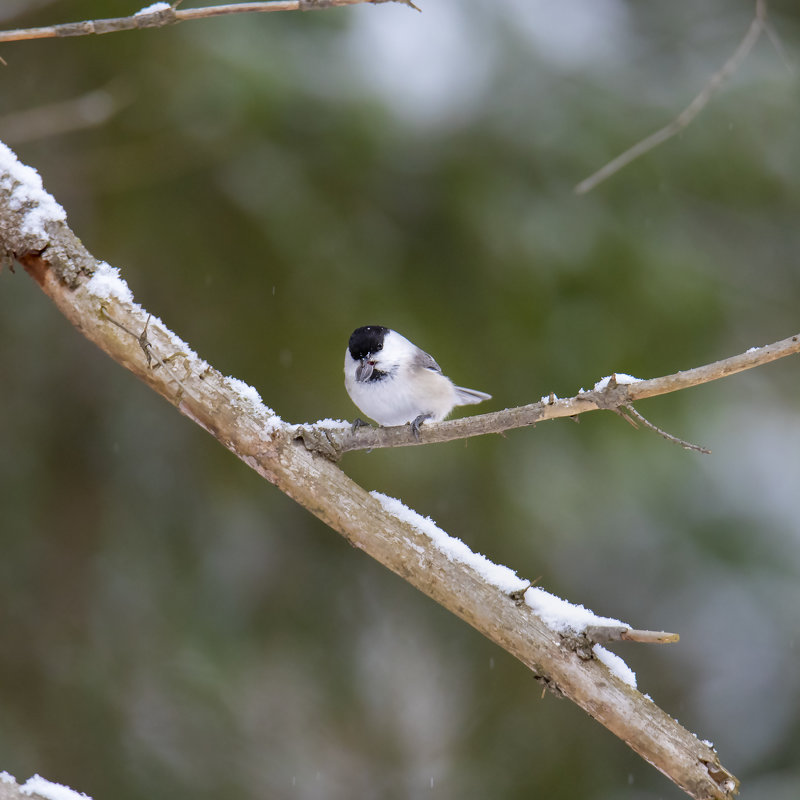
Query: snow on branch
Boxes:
[
  {"xmin": 0, "ymin": 771, "xmax": 92, "ymax": 800},
  {"xmin": 0, "ymin": 0, "xmax": 418, "ymax": 45},
  {"xmin": 0, "ymin": 141, "xmax": 739, "ymax": 799}
]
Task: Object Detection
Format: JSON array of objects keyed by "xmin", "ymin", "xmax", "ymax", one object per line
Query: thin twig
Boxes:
[
  {"xmin": 621, "ymin": 404, "xmax": 711, "ymax": 454},
  {"xmin": 622, "ymin": 629, "xmax": 680, "ymax": 644},
  {"xmin": 763, "ymin": 20, "xmax": 794, "ymax": 75},
  {"xmin": 585, "ymin": 626, "xmax": 680, "ymax": 645},
  {"xmin": 295, "ymin": 333, "xmax": 800, "ymax": 457},
  {"xmin": 575, "ymin": 0, "xmax": 768, "ymax": 195},
  {"xmin": 0, "ymin": 0, "xmax": 414, "ymax": 44},
  {"xmin": 100, "ymin": 306, "xmax": 189, "ymax": 398}
]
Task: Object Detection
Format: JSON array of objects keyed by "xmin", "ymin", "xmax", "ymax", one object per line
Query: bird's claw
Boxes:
[
  {"xmin": 350, "ymin": 417, "xmax": 370, "ymax": 433},
  {"xmin": 410, "ymin": 414, "xmax": 430, "ymax": 441}
]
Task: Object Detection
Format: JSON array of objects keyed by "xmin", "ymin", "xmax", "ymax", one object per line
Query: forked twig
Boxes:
[
  {"xmin": 100, "ymin": 306, "xmax": 189, "ymax": 398},
  {"xmin": 617, "ymin": 404, "xmax": 711, "ymax": 454},
  {"xmin": 586, "ymin": 626, "xmax": 680, "ymax": 645}
]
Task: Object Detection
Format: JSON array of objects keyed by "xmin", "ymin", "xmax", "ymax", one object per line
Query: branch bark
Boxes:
[
  {"xmin": 0, "ymin": 141, "xmax": 739, "ymax": 799},
  {"xmin": 0, "ymin": 0, "xmax": 418, "ymax": 44},
  {"xmin": 295, "ymin": 334, "xmax": 800, "ymax": 458}
]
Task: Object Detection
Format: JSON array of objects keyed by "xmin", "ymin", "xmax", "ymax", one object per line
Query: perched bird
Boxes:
[{"xmin": 344, "ymin": 325, "xmax": 491, "ymax": 432}]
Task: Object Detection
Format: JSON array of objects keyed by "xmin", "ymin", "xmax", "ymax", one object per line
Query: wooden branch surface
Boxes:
[
  {"xmin": 0, "ymin": 144, "xmax": 739, "ymax": 799},
  {"xmin": 295, "ymin": 334, "xmax": 800, "ymax": 458},
  {"xmin": 0, "ymin": 0, "xmax": 414, "ymax": 44}
]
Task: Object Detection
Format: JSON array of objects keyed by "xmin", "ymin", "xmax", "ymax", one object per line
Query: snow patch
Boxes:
[
  {"xmin": 593, "ymin": 373, "xmax": 641, "ymax": 391},
  {"xmin": 371, "ymin": 492, "xmax": 639, "ymax": 689},
  {"xmin": 403, "ymin": 537, "xmax": 425, "ymax": 555},
  {"xmin": 226, "ymin": 376, "xmax": 263, "ymax": 408},
  {"xmin": 371, "ymin": 491, "xmax": 528, "ymax": 594},
  {"xmin": 86, "ymin": 262, "xmax": 134, "ymax": 304},
  {"xmin": 524, "ymin": 586, "xmax": 627, "ymax": 634},
  {"xmin": 0, "ymin": 141, "xmax": 66, "ymax": 244},
  {"xmin": 20, "ymin": 775, "xmax": 93, "ymax": 800},
  {"xmin": 593, "ymin": 643, "xmax": 637, "ymax": 688},
  {"xmin": 311, "ymin": 418, "xmax": 351, "ymax": 430},
  {"xmin": 134, "ymin": 2, "xmax": 171, "ymax": 15},
  {"xmin": 225, "ymin": 376, "xmax": 283, "ymax": 434}
]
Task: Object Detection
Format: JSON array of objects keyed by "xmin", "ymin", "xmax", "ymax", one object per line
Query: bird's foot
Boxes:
[
  {"xmin": 350, "ymin": 417, "xmax": 370, "ymax": 433},
  {"xmin": 410, "ymin": 414, "xmax": 431, "ymax": 441}
]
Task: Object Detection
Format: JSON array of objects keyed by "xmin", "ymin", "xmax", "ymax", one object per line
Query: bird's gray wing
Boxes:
[{"xmin": 413, "ymin": 347, "xmax": 442, "ymax": 373}]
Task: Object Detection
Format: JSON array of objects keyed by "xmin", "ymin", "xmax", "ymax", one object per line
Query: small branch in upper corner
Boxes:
[
  {"xmin": 618, "ymin": 404, "xmax": 711, "ymax": 454},
  {"xmin": 0, "ymin": 0, "xmax": 415, "ymax": 44},
  {"xmin": 574, "ymin": 0, "xmax": 768, "ymax": 195}
]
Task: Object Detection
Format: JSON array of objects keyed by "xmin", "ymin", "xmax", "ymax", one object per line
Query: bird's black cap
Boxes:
[{"xmin": 348, "ymin": 326, "xmax": 389, "ymax": 360}]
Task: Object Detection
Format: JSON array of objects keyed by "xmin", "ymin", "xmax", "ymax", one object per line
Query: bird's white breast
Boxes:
[{"xmin": 344, "ymin": 351, "xmax": 457, "ymax": 426}]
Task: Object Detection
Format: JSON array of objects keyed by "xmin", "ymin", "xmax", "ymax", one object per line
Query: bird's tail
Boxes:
[{"xmin": 454, "ymin": 386, "xmax": 492, "ymax": 407}]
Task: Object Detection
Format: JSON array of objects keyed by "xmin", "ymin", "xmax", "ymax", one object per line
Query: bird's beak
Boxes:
[{"xmin": 355, "ymin": 359, "xmax": 374, "ymax": 382}]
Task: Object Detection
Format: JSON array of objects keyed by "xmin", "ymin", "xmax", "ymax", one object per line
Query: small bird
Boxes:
[{"xmin": 344, "ymin": 325, "xmax": 491, "ymax": 432}]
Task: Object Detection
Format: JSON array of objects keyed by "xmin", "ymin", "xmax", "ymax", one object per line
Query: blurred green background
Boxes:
[{"xmin": 1, "ymin": 1, "xmax": 800, "ymax": 798}]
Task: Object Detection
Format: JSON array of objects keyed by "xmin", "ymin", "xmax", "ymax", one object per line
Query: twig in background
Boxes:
[{"xmin": 575, "ymin": 0, "xmax": 768, "ymax": 195}]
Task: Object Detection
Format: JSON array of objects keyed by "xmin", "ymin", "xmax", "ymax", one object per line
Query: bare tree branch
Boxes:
[
  {"xmin": 575, "ymin": 0, "xmax": 768, "ymax": 195},
  {"xmin": 294, "ymin": 334, "xmax": 800, "ymax": 458},
  {"xmin": 0, "ymin": 0, "xmax": 416, "ymax": 45},
  {"xmin": 618, "ymin": 403, "xmax": 711, "ymax": 453},
  {"xmin": 0, "ymin": 142, "xmax": 740, "ymax": 799}
]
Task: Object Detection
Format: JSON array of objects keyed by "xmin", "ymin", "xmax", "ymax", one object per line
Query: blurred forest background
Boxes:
[{"xmin": 1, "ymin": 1, "xmax": 799, "ymax": 798}]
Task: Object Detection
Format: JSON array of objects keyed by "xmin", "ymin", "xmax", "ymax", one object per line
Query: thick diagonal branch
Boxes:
[{"xmin": 0, "ymin": 143, "xmax": 738, "ymax": 799}]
